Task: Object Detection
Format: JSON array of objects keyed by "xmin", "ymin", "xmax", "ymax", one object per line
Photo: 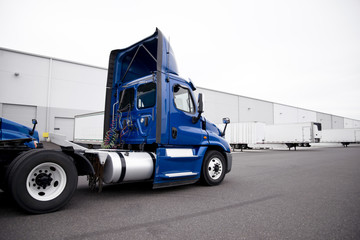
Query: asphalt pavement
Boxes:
[{"xmin": 1, "ymin": 146, "xmax": 359, "ymax": 240}]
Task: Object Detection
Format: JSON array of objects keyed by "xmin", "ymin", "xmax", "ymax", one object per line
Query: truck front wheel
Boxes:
[
  {"xmin": 201, "ymin": 150, "xmax": 226, "ymax": 186},
  {"xmin": 7, "ymin": 150, "xmax": 78, "ymax": 214}
]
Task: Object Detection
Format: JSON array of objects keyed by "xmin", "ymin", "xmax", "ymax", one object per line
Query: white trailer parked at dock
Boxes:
[
  {"xmin": 320, "ymin": 128, "xmax": 360, "ymax": 147},
  {"xmin": 222, "ymin": 122, "xmax": 322, "ymax": 150},
  {"xmin": 73, "ymin": 112, "xmax": 104, "ymax": 146}
]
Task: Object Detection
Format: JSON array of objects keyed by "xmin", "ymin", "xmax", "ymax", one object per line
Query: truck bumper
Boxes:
[{"xmin": 225, "ymin": 152, "xmax": 232, "ymax": 173}]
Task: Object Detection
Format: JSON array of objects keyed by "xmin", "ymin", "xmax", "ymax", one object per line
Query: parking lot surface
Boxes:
[{"xmin": 1, "ymin": 146, "xmax": 359, "ymax": 240}]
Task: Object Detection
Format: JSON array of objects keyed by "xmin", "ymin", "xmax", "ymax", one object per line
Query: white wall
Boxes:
[
  {"xmin": 344, "ymin": 118, "xmax": 360, "ymax": 128},
  {"xmin": 0, "ymin": 49, "xmax": 49, "ymax": 106},
  {"xmin": 273, "ymin": 104, "xmax": 298, "ymax": 124},
  {"xmin": 197, "ymin": 88, "xmax": 274, "ymax": 125},
  {"xmin": 317, "ymin": 112, "xmax": 332, "ymax": 129},
  {"xmin": 297, "ymin": 108, "xmax": 317, "ymax": 123},
  {"xmin": 238, "ymin": 96, "xmax": 273, "ymax": 124},
  {"xmin": 344, "ymin": 118, "xmax": 354, "ymax": 128},
  {"xmin": 197, "ymin": 88, "xmax": 239, "ymax": 124},
  {"xmin": 50, "ymin": 60, "xmax": 106, "ymax": 111},
  {"xmin": 332, "ymin": 115, "xmax": 344, "ymax": 129},
  {"xmin": 0, "ymin": 48, "xmax": 107, "ymax": 140}
]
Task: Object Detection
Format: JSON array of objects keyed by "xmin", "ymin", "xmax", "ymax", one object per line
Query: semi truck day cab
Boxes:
[{"xmin": 0, "ymin": 29, "xmax": 232, "ymax": 214}]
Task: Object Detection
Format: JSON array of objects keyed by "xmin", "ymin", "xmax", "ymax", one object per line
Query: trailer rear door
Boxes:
[{"xmin": 355, "ymin": 130, "xmax": 360, "ymax": 142}]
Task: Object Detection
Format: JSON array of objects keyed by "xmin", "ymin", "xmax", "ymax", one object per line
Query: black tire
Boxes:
[
  {"xmin": 2, "ymin": 150, "xmax": 37, "ymax": 193},
  {"xmin": 201, "ymin": 150, "xmax": 226, "ymax": 186},
  {"xmin": 7, "ymin": 150, "xmax": 78, "ymax": 214},
  {"xmin": 5, "ymin": 150, "xmax": 37, "ymax": 188}
]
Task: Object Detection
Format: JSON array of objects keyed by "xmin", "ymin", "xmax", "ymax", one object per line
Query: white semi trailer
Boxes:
[
  {"xmin": 73, "ymin": 112, "xmax": 104, "ymax": 146},
  {"xmin": 222, "ymin": 122, "xmax": 322, "ymax": 150},
  {"xmin": 321, "ymin": 128, "xmax": 360, "ymax": 147}
]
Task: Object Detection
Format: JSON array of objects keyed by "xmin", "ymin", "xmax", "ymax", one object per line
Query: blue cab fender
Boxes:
[{"xmin": 205, "ymin": 122, "xmax": 232, "ymax": 173}]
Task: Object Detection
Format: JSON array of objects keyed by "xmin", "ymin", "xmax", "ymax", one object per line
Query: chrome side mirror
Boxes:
[{"xmin": 221, "ymin": 117, "xmax": 230, "ymax": 136}]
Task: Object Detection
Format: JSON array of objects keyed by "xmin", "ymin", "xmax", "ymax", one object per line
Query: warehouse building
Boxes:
[{"xmin": 1, "ymin": 47, "xmax": 359, "ymax": 141}]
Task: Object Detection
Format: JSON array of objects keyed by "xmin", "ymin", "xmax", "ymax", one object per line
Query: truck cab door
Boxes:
[
  {"xmin": 152, "ymin": 77, "xmax": 208, "ymax": 188},
  {"xmin": 168, "ymin": 77, "xmax": 205, "ymax": 145}
]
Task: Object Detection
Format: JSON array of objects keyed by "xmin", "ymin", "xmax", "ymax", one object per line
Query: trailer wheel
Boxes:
[
  {"xmin": 7, "ymin": 150, "xmax": 78, "ymax": 214},
  {"xmin": 201, "ymin": 150, "xmax": 226, "ymax": 186}
]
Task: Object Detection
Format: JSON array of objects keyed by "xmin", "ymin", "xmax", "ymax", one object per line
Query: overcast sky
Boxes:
[{"xmin": 1, "ymin": 0, "xmax": 359, "ymax": 120}]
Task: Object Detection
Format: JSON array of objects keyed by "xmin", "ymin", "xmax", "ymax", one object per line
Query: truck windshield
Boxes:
[
  {"xmin": 137, "ymin": 82, "xmax": 156, "ymax": 109},
  {"xmin": 119, "ymin": 88, "xmax": 135, "ymax": 112}
]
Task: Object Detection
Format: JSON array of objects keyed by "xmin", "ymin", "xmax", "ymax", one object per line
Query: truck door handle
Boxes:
[{"xmin": 172, "ymin": 127, "xmax": 177, "ymax": 139}]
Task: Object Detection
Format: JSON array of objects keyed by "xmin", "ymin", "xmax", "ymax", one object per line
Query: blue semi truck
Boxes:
[{"xmin": 0, "ymin": 29, "xmax": 232, "ymax": 214}]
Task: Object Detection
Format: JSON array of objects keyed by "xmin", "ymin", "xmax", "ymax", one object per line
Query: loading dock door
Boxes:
[
  {"xmin": 2, "ymin": 104, "xmax": 37, "ymax": 128},
  {"xmin": 54, "ymin": 117, "xmax": 74, "ymax": 141}
]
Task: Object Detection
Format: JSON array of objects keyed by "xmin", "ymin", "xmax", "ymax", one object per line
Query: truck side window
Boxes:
[
  {"xmin": 137, "ymin": 82, "xmax": 156, "ymax": 109},
  {"xmin": 119, "ymin": 88, "xmax": 135, "ymax": 112},
  {"xmin": 173, "ymin": 84, "xmax": 195, "ymax": 113}
]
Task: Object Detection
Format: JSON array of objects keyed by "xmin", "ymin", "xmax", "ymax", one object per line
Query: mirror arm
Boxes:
[
  {"xmin": 221, "ymin": 117, "xmax": 230, "ymax": 137},
  {"xmin": 221, "ymin": 123, "xmax": 228, "ymax": 137},
  {"xmin": 29, "ymin": 119, "xmax": 38, "ymax": 136},
  {"xmin": 192, "ymin": 93, "xmax": 204, "ymax": 124},
  {"xmin": 192, "ymin": 112, "xmax": 202, "ymax": 124}
]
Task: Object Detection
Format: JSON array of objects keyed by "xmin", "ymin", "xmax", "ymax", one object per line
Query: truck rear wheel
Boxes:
[
  {"xmin": 201, "ymin": 150, "xmax": 226, "ymax": 186},
  {"xmin": 7, "ymin": 150, "xmax": 78, "ymax": 214}
]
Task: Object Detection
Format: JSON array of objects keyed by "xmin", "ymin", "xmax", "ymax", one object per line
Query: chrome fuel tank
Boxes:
[{"xmin": 87, "ymin": 150, "xmax": 155, "ymax": 184}]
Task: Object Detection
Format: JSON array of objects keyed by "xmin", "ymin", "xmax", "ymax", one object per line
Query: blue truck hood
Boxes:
[
  {"xmin": 205, "ymin": 118, "xmax": 231, "ymax": 153},
  {"xmin": 0, "ymin": 118, "xmax": 39, "ymax": 148}
]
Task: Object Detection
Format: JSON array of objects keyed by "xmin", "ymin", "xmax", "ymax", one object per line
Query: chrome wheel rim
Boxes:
[{"xmin": 207, "ymin": 157, "xmax": 223, "ymax": 180}]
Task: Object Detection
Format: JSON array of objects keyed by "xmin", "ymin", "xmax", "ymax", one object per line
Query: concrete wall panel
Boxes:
[
  {"xmin": 297, "ymin": 108, "xmax": 317, "ymax": 123},
  {"xmin": 332, "ymin": 115, "xmax": 344, "ymax": 129},
  {"xmin": 197, "ymin": 88, "xmax": 239, "ymax": 124},
  {"xmin": 50, "ymin": 60, "xmax": 107, "ymax": 111},
  {"xmin": 238, "ymin": 96, "xmax": 273, "ymax": 124},
  {"xmin": 344, "ymin": 119, "xmax": 360, "ymax": 128},
  {"xmin": 273, "ymin": 104, "xmax": 298, "ymax": 124},
  {"xmin": 344, "ymin": 118, "xmax": 354, "ymax": 128},
  {"xmin": 317, "ymin": 112, "xmax": 332, "ymax": 129},
  {"xmin": 0, "ymin": 50, "xmax": 49, "ymax": 106}
]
